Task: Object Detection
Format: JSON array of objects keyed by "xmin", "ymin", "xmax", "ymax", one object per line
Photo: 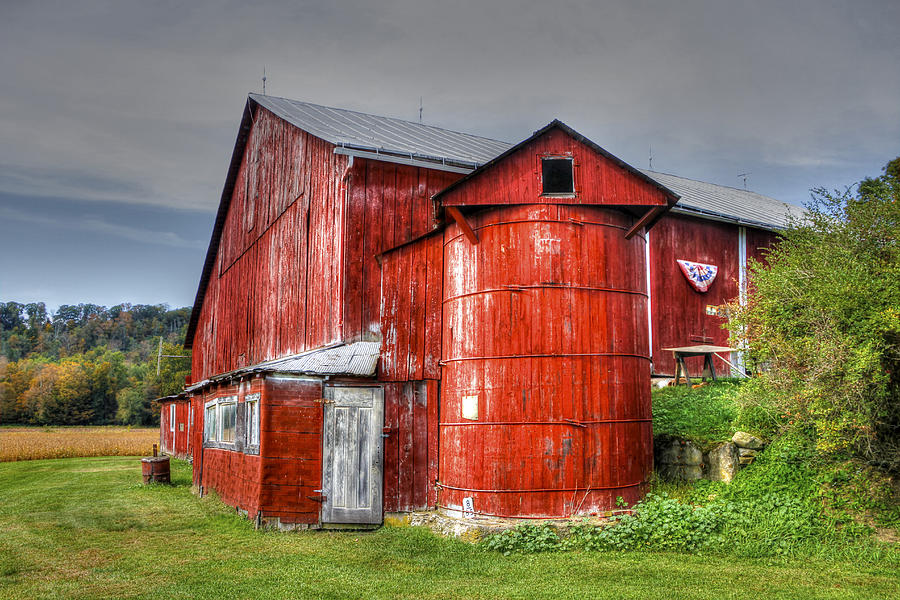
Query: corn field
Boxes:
[{"xmin": 0, "ymin": 426, "xmax": 159, "ymax": 461}]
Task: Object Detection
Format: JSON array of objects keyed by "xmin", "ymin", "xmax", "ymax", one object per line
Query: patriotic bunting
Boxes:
[{"xmin": 676, "ymin": 259, "xmax": 718, "ymax": 293}]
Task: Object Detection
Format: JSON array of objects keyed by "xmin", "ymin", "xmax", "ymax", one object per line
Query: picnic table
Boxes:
[{"xmin": 661, "ymin": 345, "xmax": 736, "ymax": 386}]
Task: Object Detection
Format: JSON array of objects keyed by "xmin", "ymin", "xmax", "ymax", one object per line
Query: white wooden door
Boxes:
[{"xmin": 322, "ymin": 386, "xmax": 384, "ymax": 525}]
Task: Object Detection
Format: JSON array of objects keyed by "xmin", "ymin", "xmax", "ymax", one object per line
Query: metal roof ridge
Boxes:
[
  {"xmin": 250, "ymin": 93, "xmax": 512, "ymax": 145},
  {"xmin": 642, "ymin": 168, "xmax": 783, "ymax": 198}
]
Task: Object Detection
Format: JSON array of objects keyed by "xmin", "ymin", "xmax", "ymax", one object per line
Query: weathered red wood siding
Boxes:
[
  {"xmin": 192, "ymin": 379, "xmax": 264, "ymax": 518},
  {"xmin": 342, "ymin": 158, "xmax": 460, "ymax": 344},
  {"xmin": 746, "ymin": 226, "xmax": 778, "ymax": 266},
  {"xmin": 159, "ymin": 399, "xmax": 192, "ymax": 459},
  {"xmin": 379, "ymin": 380, "xmax": 440, "ymax": 512},
  {"xmin": 191, "ymin": 376, "xmax": 323, "ymax": 525},
  {"xmin": 259, "ymin": 377, "xmax": 324, "ymax": 525},
  {"xmin": 441, "ymin": 128, "xmax": 669, "ymax": 208},
  {"xmin": 439, "ymin": 204, "xmax": 653, "ymax": 517},
  {"xmin": 649, "ymin": 214, "xmax": 739, "ymax": 375},
  {"xmin": 378, "ymin": 232, "xmax": 444, "ymax": 511},
  {"xmin": 378, "ymin": 233, "xmax": 445, "ymax": 382},
  {"xmin": 191, "ymin": 106, "xmax": 349, "ymax": 382},
  {"xmin": 377, "ymin": 230, "xmax": 447, "ymax": 512},
  {"xmin": 341, "ymin": 159, "xmax": 457, "ymax": 513}
]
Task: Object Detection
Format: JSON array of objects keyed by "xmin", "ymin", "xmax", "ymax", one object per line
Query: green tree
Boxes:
[
  {"xmin": 85, "ymin": 348, "xmax": 128, "ymax": 424},
  {"xmin": 117, "ymin": 363, "xmax": 160, "ymax": 426},
  {"xmin": 730, "ymin": 157, "xmax": 900, "ymax": 470}
]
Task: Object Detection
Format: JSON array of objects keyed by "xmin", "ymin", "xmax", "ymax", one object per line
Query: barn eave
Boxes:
[{"xmin": 184, "ymin": 341, "xmax": 380, "ymax": 393}]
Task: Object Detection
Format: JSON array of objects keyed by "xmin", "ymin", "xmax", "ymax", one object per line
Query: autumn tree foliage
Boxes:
[
  {"xmin": 0, "ymin": 303, "xmax": 191, "ymax": 426},
  {"xmin": 730, "ymin": 158, "xmax": 900, "ymax": 470}
]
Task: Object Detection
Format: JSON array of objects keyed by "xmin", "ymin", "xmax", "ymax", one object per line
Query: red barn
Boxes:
[{"xmin": 169, "ymin": 94, "xmax": 798, "ymax": 526}]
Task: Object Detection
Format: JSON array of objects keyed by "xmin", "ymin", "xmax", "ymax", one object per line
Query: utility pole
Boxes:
[{"xmin": 157, "ymin": 336, "xmax": 189, "ymax": 376}]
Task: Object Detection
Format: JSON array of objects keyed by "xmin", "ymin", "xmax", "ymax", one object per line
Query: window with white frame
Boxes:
[
  {"xmin": 245, "ymin": 393, "xmax": 260, "ymax": 447},
  {"xmin": 204, "ymin": 396, "xmax": 238, "ymax": 446},
  {"xmin": 169, "ymin": 404, "xmax": 176, "ymax": 433},
  {"xmin": 541, "ymin": 156, "xmax": 575, "ymax": 195},
  {"xmin": 220, "ymin": 400, "xmax": 237, "ymax": 443},
  {"xmin": 204, "ymin": 401, "xmax": 217, "ymax": 442}
]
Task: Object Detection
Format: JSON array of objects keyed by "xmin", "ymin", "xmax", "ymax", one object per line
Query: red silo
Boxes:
[
  {"xmin": 434, "ymin": 122, "xmax": 676, "ymax": 518},
  {"xmin": 438, "ymin": 204, "xmax": 653, "ymax": 517}
]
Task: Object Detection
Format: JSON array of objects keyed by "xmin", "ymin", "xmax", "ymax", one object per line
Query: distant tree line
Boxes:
[{"xmin": 0, "ymin": 302, "xmax": 191, "ymax": 426}]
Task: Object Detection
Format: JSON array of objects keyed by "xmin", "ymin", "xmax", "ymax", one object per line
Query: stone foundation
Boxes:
[{"xmin": 655, "ymin": 432, "xmax": 766, "ymax": 483}]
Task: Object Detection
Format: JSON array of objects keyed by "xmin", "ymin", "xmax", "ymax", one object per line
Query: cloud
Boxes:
[
  {"xmin": 0, "ymin": 0, "xmax": 897, "ymax": 214},
  {"xmin": 0, "ymin": 205, "xmax": 204, "ymax": 250}
]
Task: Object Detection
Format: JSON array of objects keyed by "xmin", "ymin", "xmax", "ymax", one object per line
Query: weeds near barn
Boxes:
[
  {"xmin": 486, "ymin": 381, "xmax": 899, "ymax": 561},
  {"xmin": 0, "ymin": 426, "xmax": 158, "ymax": 461}
]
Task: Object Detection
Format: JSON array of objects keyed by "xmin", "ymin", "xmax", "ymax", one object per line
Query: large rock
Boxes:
[
  {"xmin": 738, "ymin": 448, "xmax": 759, "ymax": 465},
  {"xmin": 655, "ymin": 438, "xmax": 704, "ymax": 481},
  {"xmin": 732, "ymin": 431, "xmax": 764, "ymax": 450},
  {"xmin": 657, "ymin": 463, "xmax": 704, "ymax": 481},
  {"xmin": 656, "ymin": 439, "xmax": 703, "ymax": 466},
  {"xmin": 705, "ymin": 443, "xmax": 739, "ymax": 482}
]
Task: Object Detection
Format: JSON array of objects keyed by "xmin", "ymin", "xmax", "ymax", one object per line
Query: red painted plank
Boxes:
[
  {"xmin": 426, "ymin": 380, "xmax": 439, "ymax": 507},
  {"xmin": 397, "ymin": 382, "xmax": 414, "ymax": 511},
  {"xmin": 382, "ymin": 382, "xmax": 400, "ymax": 512}
]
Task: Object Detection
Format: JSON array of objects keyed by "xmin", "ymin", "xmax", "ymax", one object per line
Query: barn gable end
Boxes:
[
  {"xmin": 188, "ymin": 103, "xmax": 349, "ymax": 382},
  {"xmin": 436, "ymin": 121, "xmax": 679, "ymax": 215}
]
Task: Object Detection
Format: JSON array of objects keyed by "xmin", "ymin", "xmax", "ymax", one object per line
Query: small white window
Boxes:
[
  {"xmin": 220, "ymin": 401, "xmax": 237, "ymax": 443},
  {"xmin": 169, "ymin": 404, "xmax": 176, "ymax": 433},
  {"xmin": 204, "ymin": 402, "xmax": 217, "ymax": 442},
  {"xmin": 246, "ymin": 393, "xmax": 260, "ymax": 446},
  {"xmin": 203, "ymin": 396, "xmax": 238, "ymax": 446}
]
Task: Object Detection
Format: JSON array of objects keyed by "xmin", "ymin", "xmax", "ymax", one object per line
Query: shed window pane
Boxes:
[
  {"xmin": 204, "ymin": 404, "xmax": 217, "ymax": 442},
  {"xmin": 246, "ymin": 396, "xmax": 260, "ymax": 447},
  {"xmin": 542, "ymin": 158, "xmax": 574, "ymax": 194},
  {"xmin": 221, "ymin": 402, "xmax": 236, "ymax": 443},
  {"xmin": 169, "ymin": 404, "xmax": 176, "ymax": 432}
]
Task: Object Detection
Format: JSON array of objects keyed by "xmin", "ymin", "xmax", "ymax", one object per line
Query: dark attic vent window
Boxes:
[{"xmin": 542, "ymin": 157, "xmax": 574, "ymax": 195}]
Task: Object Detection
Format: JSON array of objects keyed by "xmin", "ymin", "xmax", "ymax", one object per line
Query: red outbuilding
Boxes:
[
  {"xmin": 158, "ymin": 393, "xmax": 192, "ymax": 460},
  {"xmin": 164, "ymin": 94, "xmax": 799, "ymax": 526}
]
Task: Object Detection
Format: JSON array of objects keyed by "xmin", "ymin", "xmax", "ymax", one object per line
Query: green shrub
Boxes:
[
  {"xmin": 729, "ymin": 158, "xmax": 900, "ymax": 470},
  {"xmin": 482, "ymin": 433, "xmax": 899, "ymax": 563},
  {"xmin": 482, "ymin": 523, "xmax": 563, "ymax": 555},
  {"xmin": 576, "ymin": 494, "xmax": 727, "ymax": 552}
]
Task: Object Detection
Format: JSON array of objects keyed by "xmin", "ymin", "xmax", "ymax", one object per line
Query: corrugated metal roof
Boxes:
[
  {"xmin": 639, "ymin": 169, "xmax": 804, "ymax": 230},
  {"xmin": 252, "ymin": 94, "xmax": 800, "ymax": 229},
  {"xmin": 184, "ymin": 342, "xmax": 380, "ymax": 393},
  {"xmin": 251, "ymin": 94, "xmax": 511, "ymax": 169},
  {"xmin": 258, "ymin": 341, "xmax": 380, "ymax": 377}
]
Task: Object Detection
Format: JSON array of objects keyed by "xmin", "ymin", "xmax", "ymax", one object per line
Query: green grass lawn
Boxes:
[{"xmin": 0, "ymin": 457, "xmax": 898, "ymax": 599}]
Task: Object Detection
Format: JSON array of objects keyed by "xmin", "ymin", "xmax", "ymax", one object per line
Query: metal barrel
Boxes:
[
  {"xmin": 141, "ymin": 455, "xmax": 171, "ymax": 484},
  {"xmin": 439, "ymin": 204, "xmax": 652, "ymax": 518}
]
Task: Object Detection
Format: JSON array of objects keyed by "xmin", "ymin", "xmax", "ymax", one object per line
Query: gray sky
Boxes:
[{"xmin": 1, "ymin": 0, "xmax": 898, "ymax": 312}]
